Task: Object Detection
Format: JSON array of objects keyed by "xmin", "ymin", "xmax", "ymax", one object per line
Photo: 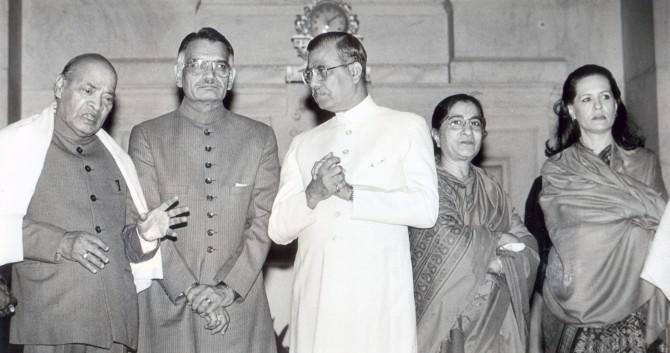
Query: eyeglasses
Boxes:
[
  {"xmin": 185, "ymin": 59, "xmax": 231, "ymax": 77},
  {"xmin": 444, "ymin": 116, "xmax": 484, "ymax": 131},
  {"xmin": 302, "ymin": 62, "xmax": 354, "ymax": 85}
]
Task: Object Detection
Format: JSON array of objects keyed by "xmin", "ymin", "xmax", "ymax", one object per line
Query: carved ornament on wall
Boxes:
[{"xmin": 287, "ymin": 0, "xmax": 363, "ymax": 83}]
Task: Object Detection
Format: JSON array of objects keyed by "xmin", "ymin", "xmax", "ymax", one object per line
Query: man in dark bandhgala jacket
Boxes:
[{"xmin": 1, "ymin": 54, "xmax": 186, "ymax": 353}]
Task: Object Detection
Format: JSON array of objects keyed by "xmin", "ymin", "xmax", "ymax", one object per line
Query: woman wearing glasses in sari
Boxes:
[
  {"xmin": 411, "ymin": 94, "xmax": 539, "ymax": 353},
  {"xmin": 540, "ymin": 64, "xmax": 668, "ymax": 353}
]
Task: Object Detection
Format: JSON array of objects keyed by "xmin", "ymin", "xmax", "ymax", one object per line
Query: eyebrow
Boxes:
[
  {"xmin": 189, "ymin": 58, "xmax": 228, "ymax": 62},
  {"xmin": 447, "ymin": 115, "xmax": 482, "ymax": 120},
  {"xmin": 86, "ymin": 82, "xmax": 115, "ymax": 97},
  {"xmin": 580, "ymin": 89, "xmax": 612, "ymax": 95}
]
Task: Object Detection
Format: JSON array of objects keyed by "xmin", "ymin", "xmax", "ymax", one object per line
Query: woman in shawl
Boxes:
[
  {"xmin": 410, "ymin": 94, "xmax": 539, "ymax": 353},
  {"xmin": 540, "ymin": 64, "xmax": 668, "ymax": 353}
]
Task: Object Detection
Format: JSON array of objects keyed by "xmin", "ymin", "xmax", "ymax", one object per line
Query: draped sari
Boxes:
[
  {"xmin": 540, "ymin": 144, "xmax": 668, "ymax": 353},
  {"xmin": 411, "ymin": 166, "xmax": 539, "ymax": 353}
]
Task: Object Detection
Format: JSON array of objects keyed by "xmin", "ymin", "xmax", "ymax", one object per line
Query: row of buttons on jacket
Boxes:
[
  {"xmin": 78, "ymin": 145, "xmax": 104, "ymax": 235},
  {"xmin": 204, "ymin": 129, "xmax": 217, "ymax": 253}
]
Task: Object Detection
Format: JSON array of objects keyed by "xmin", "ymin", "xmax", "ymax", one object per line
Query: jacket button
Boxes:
[
  {"xmin": 84, "ymin": 165, "xmax": 92, "ymax": 172},
  {"xmin": 90, "ymin": 194, "xmax": 97, "ymax": 202},
  {"xmin": 205, "ymin": 146, "xmax": 213, "ymax": 152},
  {"xmin": 205, "ymin": 177, "xmax": 213, "ymax": 184},
  {"xmin": 207, "ymin": 229, "xmax": 216, "ymax": 236},
  {"xmin": 95, "ymin": 226, "xmax": 102, "ymax": 233},
  {"xmin": 205, "ymin": 162, "xmax": 212, "ymax": 168},
  {"xmin": 207, "ymin": 246, "xmax": 215, "ymax": 253},
  {"xmin": 204, "ymin": 129, "xmax": 211, "ymax": 136},
  {"xmin": 76, "ymin": 146, "xmax": 83, "ymax": 154},
  {"xmin": 207, "ymin": 211, "xmax": 216, "ymax": 218}
]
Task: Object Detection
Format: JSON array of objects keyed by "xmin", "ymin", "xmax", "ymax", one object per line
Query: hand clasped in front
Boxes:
[
  {"xmin": 185, "ymin": 283, "xmax": 236, "ymax": 335},
  {"xmin": 306, "ymin": 152, "xmax": 353, "ymax": 209}
]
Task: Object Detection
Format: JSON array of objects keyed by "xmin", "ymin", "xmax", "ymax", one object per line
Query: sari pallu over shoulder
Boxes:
[
  {"xmin": 411, "ymin": 166, "xmax": 538, "ymax": 353},
  {"xmin": 540, "ymin": 144, "xmax": 667, "ymax": 344}
]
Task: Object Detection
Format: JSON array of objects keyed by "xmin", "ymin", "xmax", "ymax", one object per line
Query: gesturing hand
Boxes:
[
  {"xmin": 57, "ymin": 231, "xmax": 110, "ymax": 274},
  {"xmin": 138, "ymin": 196, "xmax": 189, "ymax": 241},
  {"xmin": 306, "ymin": 152, "xmax": 348, "ymax": 208}
]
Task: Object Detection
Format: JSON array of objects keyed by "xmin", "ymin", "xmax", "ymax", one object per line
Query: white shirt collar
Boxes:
[{"xmin": 334, "ymin": 95, "xmax": 376, "ymax": 124}]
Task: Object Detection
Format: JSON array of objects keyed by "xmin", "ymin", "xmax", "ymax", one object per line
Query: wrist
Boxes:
[
  {"xmin": 495, "ymin": 257, "xmax": 504, "ymax": 276},
  {"xmin": 305, "ymin": 187, "xmax": 323, "ymax": 209},
  {"xmin": 179, "ymin": 281, "xmax": 199, "ymax": 299},
  {"xmin": 216, "ymin": 282, "xmax": 238, "ymax": 305},
  {"xmin": 136, "ymin": 228, "xmax": 159, "ymax": 253},
  {"xmin": 55, "ymin": 236, "xmax": 72, "ymax": 261}
]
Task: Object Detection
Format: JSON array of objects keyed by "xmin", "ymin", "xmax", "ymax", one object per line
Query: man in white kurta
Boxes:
[{"xmin": 268, "ymin": 32, "xmax": 438, "ymax": 353}]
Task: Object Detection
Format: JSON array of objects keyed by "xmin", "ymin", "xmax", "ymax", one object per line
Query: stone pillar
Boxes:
[
  {"xmin": 0, "ymin": 1, "xmax": 10, "ymax": 128},
  {"xmin": 0, "ymin": 1, "xmax": 7, "ymax": 129},
  {"xmin": 654, "ymin": 0, "xmax": 670, "ymax": 187},
  {"xmin": 622, "ymin": 0, "xmax": 658, "ymax": 153},
  {"xmin": 7, "ymin": 0, "xmax": 21, "ymax": 126}
]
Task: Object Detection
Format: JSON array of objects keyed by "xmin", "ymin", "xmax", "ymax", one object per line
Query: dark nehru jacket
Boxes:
[
  {"xmin": 10, "ymin": 122, "xmax": 150, "ymax": 350},
  {"xmin": 130, "ymin": 101, "xmax": 278, "ymax": 353}
]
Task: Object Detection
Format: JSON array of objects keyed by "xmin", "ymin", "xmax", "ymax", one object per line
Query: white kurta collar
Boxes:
[{"xmin": 334, "ymin": 95, "xmax": 376, "ymax": 124}]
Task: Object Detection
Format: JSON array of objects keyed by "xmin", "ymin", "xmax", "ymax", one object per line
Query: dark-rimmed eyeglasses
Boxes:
[
  {"xmin": 185, "ymin": 59, "xmax": 231, "ymax": 77},
  {"xmin": 302, "ymin": 62, "xmax": 354, "ymax": 85}
]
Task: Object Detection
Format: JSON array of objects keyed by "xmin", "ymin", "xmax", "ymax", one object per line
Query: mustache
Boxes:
[{"xmin": 312, "ymin": 88, "xmax": 327, "ymax": 96}]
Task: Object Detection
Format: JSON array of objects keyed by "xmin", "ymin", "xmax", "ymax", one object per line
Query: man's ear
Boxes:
[
  {"xmin": 349, "ymin": 62, "xmax": 363, "ymax": 83},
  {"xmin": 174, "ymin": 64, "xmax": 183, "ymax": 88},
  {"xmin": 227, "ymin": 68, "xmax": 236, "ymax": 91},
  {"xmin": 175, "ymin": 53, "xmax": 185, "ymax": 88},
  {"xmin": 54, "ymin": 74, "xmax": 66, "ymax": 99}
]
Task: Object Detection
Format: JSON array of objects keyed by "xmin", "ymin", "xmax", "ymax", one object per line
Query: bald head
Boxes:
[
  {"xmin": 60, "ymin": 53, "xmax": 117, "ymax": 82},
  {"xmin": 54, "ymin": 53, "xmax": 118, "ymax": 138}
]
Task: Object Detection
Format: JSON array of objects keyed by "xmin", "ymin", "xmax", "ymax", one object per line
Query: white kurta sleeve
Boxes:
[
  {"xmin": 351, "ymin": 116, "xmax": 438, "ymax": 228},
  {"xmin": 268, "ymin": 136, "xmax": 318, "ymax": 245}
]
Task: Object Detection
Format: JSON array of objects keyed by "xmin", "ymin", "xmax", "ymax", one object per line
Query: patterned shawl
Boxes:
[{"xmin": 411, "ymin": 166, "xmax": 538, "ymax": 353}]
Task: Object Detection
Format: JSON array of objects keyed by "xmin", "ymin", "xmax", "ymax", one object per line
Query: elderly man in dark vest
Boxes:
[
  {"xmin": 129, "ymin": 27, "xmax": 279, "ymax": 353},
  {"xmin": 0, "ymin": 53, "xmax": 188, "ymax": 353}
]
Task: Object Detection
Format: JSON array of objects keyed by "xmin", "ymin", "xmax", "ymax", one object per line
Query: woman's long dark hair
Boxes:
[{"xmin": 545, "ymin": 64, "xmax": 644, "ymax": 156}]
